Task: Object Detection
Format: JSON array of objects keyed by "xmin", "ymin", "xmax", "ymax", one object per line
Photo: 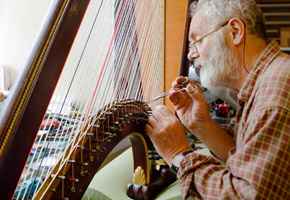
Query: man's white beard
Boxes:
[{"xmin": 195, "ymin": 33, "xmax": 240, "ymax": 90}]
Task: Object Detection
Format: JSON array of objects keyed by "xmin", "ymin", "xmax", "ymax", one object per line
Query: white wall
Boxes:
[{"xmin": 0, "ymin": 0, "xmax": 53, "ymax": 86}]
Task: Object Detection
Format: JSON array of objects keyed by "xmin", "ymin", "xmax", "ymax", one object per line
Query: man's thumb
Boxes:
[{"xmin": 187, "ymin": 84, "xmax": 201, "ymax": 100}]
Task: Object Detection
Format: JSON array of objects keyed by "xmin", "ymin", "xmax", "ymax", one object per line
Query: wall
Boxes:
[{"xmin": 0, "ymin": 0, "xmax": 53, "ymax": 86}]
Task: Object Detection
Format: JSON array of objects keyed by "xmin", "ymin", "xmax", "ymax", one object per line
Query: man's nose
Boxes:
[{"xmin": 187, "ymin": 49, "xmax": 199, "ymax": 60}]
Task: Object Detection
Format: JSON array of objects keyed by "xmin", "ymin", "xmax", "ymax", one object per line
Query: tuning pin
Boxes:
[
  {"xmin": 68, "ymin": 160, "xmax": 76, "ymax": 164},
  {"xmin": 93, "ymin": 125, "xmax": 101, "ymax": 128},
  {"xmin": 106, "ymin": 126, "xmax": 116, "ymax": 131},
  {"xmin": 69, "ymin": 177, "xmax": 79, "ymax": 182},
  {"xmin": 109, "ymin": 133, "xmax": 117, "ymax": 138},
  {"xmin": 71, "ymin": 187, "xmax": 82, "ymax": 193},
  {"xmin": 103, "ymin": 132, "xmax": 110, "ymax": 136},
  {"xmin": 135, "ymin": 100, "xmax": 145, "ymax": 105},
  {"xmin": 90, "ymin": 156, "xmax": 99, "ymax": 162},
  {"xmin": 77, "ymin": 146, "xmax": 85, "ymax": 150},
  {"xmin": 58, "ymin": 175, "xmax": 66, "ymax": 180},
  {"xmin": 78, "ymin": 162, "xmax": 88, "ymax": 166},
  {"xmin": 115, "ymin": 104, "xmax": 123, "ymax": 108},
  {"xmin": 120, "ymin": 102, "xmax": 127, "ymax": 105},
  {"xmin": 96, "ymin": 146, "xmax": 106, "ymax": 152},
  {"xmin": 80, "ymin": 170, "xmax": 91, "ymax": 176},
  {"xmin": 85, "ymin": 149, "xmax": 96, "ymax": 153}
]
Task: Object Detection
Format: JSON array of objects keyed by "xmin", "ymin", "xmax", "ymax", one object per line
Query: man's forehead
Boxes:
[{"xmin": 190, "ymin": 8, "xmax": 210, "ymax": 34}]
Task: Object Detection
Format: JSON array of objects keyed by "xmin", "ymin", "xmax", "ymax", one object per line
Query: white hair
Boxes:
[{"xmin": 190, "ymin": 0, "xmax": 267, "ymax": 40}]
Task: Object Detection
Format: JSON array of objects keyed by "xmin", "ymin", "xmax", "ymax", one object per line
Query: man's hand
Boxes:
[
  {"xmin": 169, "ymin": 76, "xmax": 235, "ymax": 161},
  {"xmin": 145, "ymin": 105, "xmax": 192, "ymax": 165},
  {"xmin": 169, "ymin": 76, "xmax": 212, "ymax": 134}
]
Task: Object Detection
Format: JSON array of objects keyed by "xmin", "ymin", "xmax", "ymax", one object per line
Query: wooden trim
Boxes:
[
  {"xmin": 164, "ymin": 0, "xmax": 188, "ymax": 110},
  {"xmin": 179, "ymin": 0, "xmax": 194, "ymax": 77}
]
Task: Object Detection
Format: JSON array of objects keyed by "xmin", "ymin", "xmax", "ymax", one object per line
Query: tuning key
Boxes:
[{"xmin": 69, "ymin": 177, "xmax": 79, "ymax": 183}]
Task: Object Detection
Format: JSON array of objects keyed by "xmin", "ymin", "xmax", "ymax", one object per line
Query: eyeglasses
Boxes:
[{"xmin": 189, "ymin": 21, "xmax": 229, "ymax": 53}]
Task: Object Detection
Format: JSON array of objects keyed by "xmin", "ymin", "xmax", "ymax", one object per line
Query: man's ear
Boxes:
[{"xmin": 228, "ymin": 18, "xmax": 245, "ymax": 46}]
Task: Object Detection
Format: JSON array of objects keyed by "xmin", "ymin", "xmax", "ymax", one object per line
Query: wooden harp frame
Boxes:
[{"xmin": 0, "ymin": 1, "xmax": 91, "ymax": 199}]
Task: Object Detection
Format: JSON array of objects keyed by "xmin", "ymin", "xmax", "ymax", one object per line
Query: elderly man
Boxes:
[{"xmin": 146, "ymin": 0, "xmax": 290, "ymax": 199}]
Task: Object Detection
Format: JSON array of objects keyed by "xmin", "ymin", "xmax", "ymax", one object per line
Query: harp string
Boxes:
[
  {"xmin": 118, "ymin": 0, "xmax": 148, "ymax": 100},
  {"xmin": 48, "ymin": 0, "xmax": 130, "ymax": 186},
  {"xmin": 68, "ymin": 0, "xmax": 149, "ymax": 169},
  {"xmin": 15, "ymin": 0, "xmax": 164, "ymax": 199},
  {"xmin": 139, "ymin": 0, "xmax": 163, "ymax": 102},
  {"xmin": 79, "ymin": 0, "xmax": 129, "ymax": 136}
]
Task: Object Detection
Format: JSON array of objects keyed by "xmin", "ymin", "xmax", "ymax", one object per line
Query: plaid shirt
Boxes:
[{"xmin": 178, "ymin": 41, "xmax": 290, "ymax": 199}]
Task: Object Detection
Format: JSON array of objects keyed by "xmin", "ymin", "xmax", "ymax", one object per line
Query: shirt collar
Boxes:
[{"xmin": 237, "ymin": 40, "xmax": 280, "ymax": 103}]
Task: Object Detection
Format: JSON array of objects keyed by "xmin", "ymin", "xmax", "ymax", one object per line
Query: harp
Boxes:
[{"xmin": 0, "ymin": 0, "xmax": 191, "ymax": 199}]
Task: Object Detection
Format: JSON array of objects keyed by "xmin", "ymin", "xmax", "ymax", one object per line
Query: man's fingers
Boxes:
[
  {"xmin": 155, "ymin": 105, "xmax": 174, "ymax": 117},
  {"xmin": 172, "ymin": 76, "xmax": 190, "ymax": 88},
  {"xmin": 169, "ymin": 94, "xmax": 179, "ymax": 106},
  {"xmin": 169, "ymin": 88, "xmax": 192, "ymax": 108},
  {"xmin": 147, "ymin": 106, "xmax": 171, "ymax": 129},
  {"xmin": 145, "ymin": 124, "xmax": 152, "ymax": 135},
  {"xmin": 186, "ymin": 84, "xmax": 204, "ymax": 101},
  {"xmin": 147, "ymin": 114, "xmax": 158, "ymax": 129}
]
